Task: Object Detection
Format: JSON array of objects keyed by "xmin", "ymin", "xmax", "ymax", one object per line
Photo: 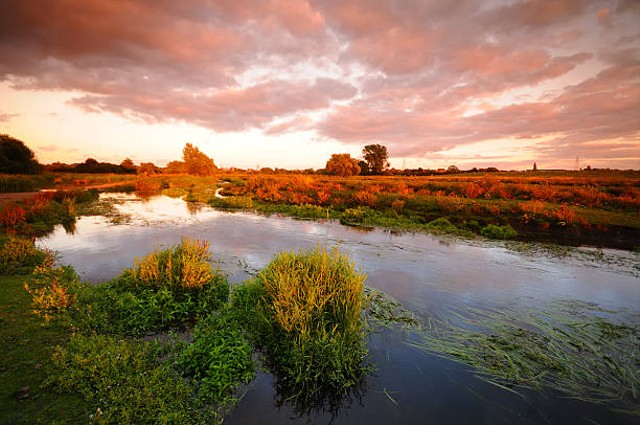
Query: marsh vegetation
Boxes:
[{"xmin": 0, "ymin": 171, "xmax": 638, "ymax": 424}]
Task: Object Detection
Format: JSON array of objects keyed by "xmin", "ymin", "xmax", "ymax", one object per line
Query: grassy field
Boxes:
[
  {"xmin": 1, "ymin": 170, "xmax": 638, "ymax": 249},
  {"xmin": 206, "ymin": 170, "xmax": 640, "ymax": 250}
]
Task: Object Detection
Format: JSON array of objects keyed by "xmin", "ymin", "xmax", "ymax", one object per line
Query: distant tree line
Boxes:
[{"xmin": 46, "ymin": 158, "xmax": 138, "ymax": 174}]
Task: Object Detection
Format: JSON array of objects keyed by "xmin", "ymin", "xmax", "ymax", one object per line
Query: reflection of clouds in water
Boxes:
[{"xmin": 37, "ymin": 194, "xmax": 639, "ymax": 313}]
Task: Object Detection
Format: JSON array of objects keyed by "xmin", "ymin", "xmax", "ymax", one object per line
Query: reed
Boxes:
[
  {"xmin": 253, "ymin": 246, "xmax": 369, "ymax": 407},
  {"xmin": 130, "ymin": 237, "xmax": 222, "ymax": 291}
]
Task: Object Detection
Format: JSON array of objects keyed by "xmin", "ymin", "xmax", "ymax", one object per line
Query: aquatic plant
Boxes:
[
  {"xmin": 481, "ymin": 223, "xmax": 518, "ymax": 240},
  {"xmin": 173, "ymin": 311, "xmax": 255, "ymax": 404},
  {"xmin": 249, "ymin": 246, "xmax": 369, "ymax": 409},
  {"xmin": 412, "ymin": 302, "xmax": 640, "ymax": 414},
  {"xmin": 129, "ymin": 238, "xmax": 225, "ymax": 292}
]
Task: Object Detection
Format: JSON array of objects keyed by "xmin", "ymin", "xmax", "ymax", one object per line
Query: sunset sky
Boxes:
[{"xmin": 1, "ymin": 0, "xmax": 638, "ymax": 170}]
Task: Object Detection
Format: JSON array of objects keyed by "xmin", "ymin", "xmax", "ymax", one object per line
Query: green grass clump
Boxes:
[
  {"xmin": 0, "ymin": 236, "xmax": 53, "ymax": 275},
  {"xmin": 128, "ymin": 238, "xmax": 227, "ymax": 293},
  {"xmin": 162, "ymin": 187, "xmax": 188, "ymax": 198},
  {"xmin": 481, "ymin": 223, "xmax": 518, "ymax": 240},
  {"xmin": 413, "ymin": 302, "xmax": 640, "ymax": 415},
  {"xmin": 249, "ymin": 246, "xmax": 369, "ymax": 408}
]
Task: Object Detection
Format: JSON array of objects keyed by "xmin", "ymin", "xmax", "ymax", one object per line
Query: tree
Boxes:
[
  {"xmin": 182, "ymin": 143, "xmax": 216, "ymax": 176},
  {"xmin": 446, "ymin": 165, "xmax": 460, "ymax": 174},
  {"xmin": 533, "ymin": 162, "xmax": 538, "ymax": 172},
  {"xmin": 325, "ymin": 153, "xmax": 361, "ymax": 177},
  {"xmin": 138, "ymin": 162, "xmax": 160, "ymax": 175},
  {"xmin": 120, "ymin": 158, "xmax": 137, "ymax": 174},
  {"xmin": 362, "ymin": 144, "xmax": 389, "ymax": 175},
  {"xmin": 164, "ymin": 160, "xmax": 186, "ymax": 174},
  {"xmin": 0, "ymin": 134, "xmax": 42, "ymax": 174},
  {"xmin": 357, "ymin": 160, "xmax": 370, "ymax": 176}
]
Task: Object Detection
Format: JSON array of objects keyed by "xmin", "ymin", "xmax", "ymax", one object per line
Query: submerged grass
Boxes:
[{"xmin": 412, "ymin": 301, "xmax": 640, "ymax": 415}]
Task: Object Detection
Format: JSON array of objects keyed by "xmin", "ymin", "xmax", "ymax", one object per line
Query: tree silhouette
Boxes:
[
  {"xmin": 0, "ymin": 134, "xmax": 42, "ymax": 174},
  {"xmin": 362, "ymin": 144, "xmax": 389, "ymax": 175},
  {"xmin": 182, "ymin": 143, "xmax": 216, "ymax": 176},
  {"xmin": 120, "ymin": 158, "xmax": 137, "ymax": 174},
  {"xmin": 325, "ymin": 153, "xmax": 361, "ymax": 177}
]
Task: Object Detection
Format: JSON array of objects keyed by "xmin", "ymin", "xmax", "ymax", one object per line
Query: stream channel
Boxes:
[{"xmin": 37, "ymin": 193, "xmax": 639, "ymax": 425}]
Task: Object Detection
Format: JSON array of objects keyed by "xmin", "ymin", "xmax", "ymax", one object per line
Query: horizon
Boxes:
[{"xmin": 1, "ymin": 1, "xmax": 639, "ymax": 171}]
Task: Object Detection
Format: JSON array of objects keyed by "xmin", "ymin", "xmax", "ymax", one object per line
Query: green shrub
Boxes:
[
  {"xmin": 0, "ymin": 236, "xmax": 53, "ymax": 274},
  {"xmin": 340, "ymin": 206, "xmax": 375, "ymax": 225},
  {"xmin": 65, "ymin": 239, "xmax": 229, "ymax": 335},
  {"xmin": 426, "ymin": 217, "xmax": 458, "ymax": 232},
  {"xmin": 174, "ymin": 312, "xmax": 254, "ymax": 404},
  {"xmin": 162, "ymin": 187, "xmax": 187, "ymax": 198},
  {"xmin": 290, "ymin": 204, "xmax": 327, "ymax": 219},
  {"xmin": 69, "ymin": 282, "xmax": 227, "ymax": 336},
  {"xmin": 128, "ymin": 238, "xmax": 227, "ymax": 294},
  {"xmin": 209, "ymin": 196, "xmax": 254, "ymax": 209},
  {"xmin": 481, "ymin": 224, "xmax": 518, "ymax": 240}
]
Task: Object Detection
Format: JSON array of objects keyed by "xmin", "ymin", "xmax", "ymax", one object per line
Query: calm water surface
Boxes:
[{"xmin": 37, "ymin": 194, "xmax": 639, "ymax": 425}]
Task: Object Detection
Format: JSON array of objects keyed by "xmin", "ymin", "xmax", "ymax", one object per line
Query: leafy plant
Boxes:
[
  {"xmin": 481, "ymin": 224, "xmax": 518, "ymax": 240},
  {"xmin": 0, "ymin": 236, "xmax": 53, "ymax": 275},
  {"xmin": 174, "ymin": 311, "xmax": 254, "ymax": 405},
  {"xmin": 45, "ymin": 334, "xmax": 212, "ymax": 424}
]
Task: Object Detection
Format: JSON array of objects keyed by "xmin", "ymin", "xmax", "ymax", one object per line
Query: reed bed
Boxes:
[{"xmin": 412, "ymin": 301, "xmax": 640, "ymax": 415}]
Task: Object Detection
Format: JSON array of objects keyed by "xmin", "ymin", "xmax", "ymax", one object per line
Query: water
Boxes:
[{"xmin": 37, "ymin": 194, "xmax": 640, "ymax": 424}]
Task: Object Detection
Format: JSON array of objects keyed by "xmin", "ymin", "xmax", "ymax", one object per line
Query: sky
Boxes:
[{"xmin": 0, "ymin": 0, "xmax": 639, "ymax": 170}]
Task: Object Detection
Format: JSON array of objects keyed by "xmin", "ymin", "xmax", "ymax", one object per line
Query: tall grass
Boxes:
[
  {"xmin": 249, "ymin": 246, "xmax": 369, "ymax": 411},
  {"xmin": 129, "ymin": 238, "xmax": 222, "ymax": 291}
]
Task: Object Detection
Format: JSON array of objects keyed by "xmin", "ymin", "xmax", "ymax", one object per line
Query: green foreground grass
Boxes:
[{"xmin": 0, "ymin": 275, "xmax": 89, "ymax": 424}]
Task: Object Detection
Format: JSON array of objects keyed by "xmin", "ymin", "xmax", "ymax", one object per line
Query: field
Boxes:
[
  {"xmin": 2, "ymin": 170, "xmax": 638, "ymax": 250},
  {"xmin": 209, "ymin": 170, "xmax": 639, "ymax": 250}
]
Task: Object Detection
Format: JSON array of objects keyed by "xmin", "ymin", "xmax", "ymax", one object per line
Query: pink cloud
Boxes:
[{"xmin": 0, "ymin": 0, "xmax": 637, "ymax": 168}]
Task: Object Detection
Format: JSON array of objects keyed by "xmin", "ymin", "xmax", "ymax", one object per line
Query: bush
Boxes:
[
  {"xmin": 174, "ymin": 312, "xmax": 254, "ymax": 404},
  {"xmin": 128, "ymin": 238, "xmax": 226, "ymax": 293},
  {"xmin": 340, "ymin": 206, "xmax": 375, "ymax": 225},
  {"xmin": 209, "ymin": 196, "xmax": 254, "ymax": 209},
  {"xmin": 426, "ymin": 217, "xmax": 458, "ymax": 233},
  {"xmin": 0, "ymin": 236, "xmax": 53, "ymax": 274},
  {"xmin": 481, "ymin": 224, "xmax": 518, "ymax": 240}
]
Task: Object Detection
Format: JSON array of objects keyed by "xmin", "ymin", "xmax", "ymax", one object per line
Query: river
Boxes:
[{"xmin": 37, "ymin": 193, "xmax": 639, "ymax": 424}]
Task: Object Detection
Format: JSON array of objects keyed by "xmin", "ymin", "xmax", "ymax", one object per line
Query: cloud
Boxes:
[
  {"xmin": 0, "ymin": 112, "xmax": 20, "ymax": 122},
  {"xmin": 0, "ymin": 0, "xmax": 638, "ymax": 168}
]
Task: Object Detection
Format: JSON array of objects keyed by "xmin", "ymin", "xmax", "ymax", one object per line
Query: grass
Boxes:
[
  {"xmin": 0, "ymin": 274, "xmax": 89, "ymax": 424},
  {"xmin": 412, "ymin": 301, "xmax": 640, "ymax": 416},
  {"xmin": 203, "ymin": 170, "xmax": 640, "ymax": 249},
  {"xmin": 8, "ymin": 238, "xmax": 380, "ymax": 422},
  {"xmin": 233, "ymin": 246, "xmax": 370, "ymax": 414}
]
